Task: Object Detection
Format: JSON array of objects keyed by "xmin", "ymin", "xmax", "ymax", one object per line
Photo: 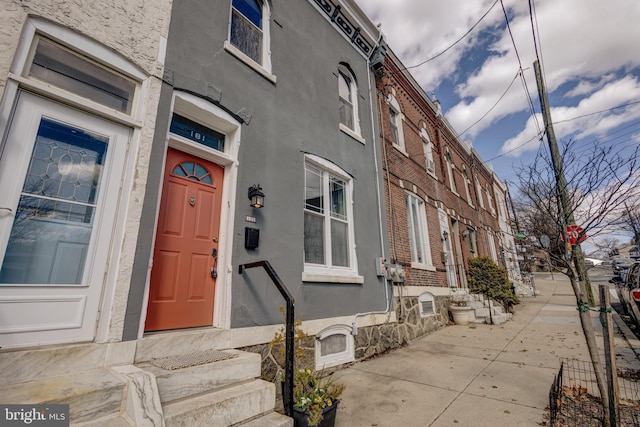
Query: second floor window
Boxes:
[
  {"xmin": 231, "ymin": 0, "xmax": 264, "ymax": 64},
  {"xmin": 388, "ymin": 94, "xmax": 405, "ymax": 151},
  {"xmin": 338, "ymin": 69, "xmax": 354, "ymax": 130},
  {"xmin": 421, "ymin": 128, "xmax": 435, "ymax": 174}
]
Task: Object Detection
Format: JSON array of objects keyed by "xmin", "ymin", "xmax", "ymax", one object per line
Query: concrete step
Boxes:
[
  {"xmin": 0, "ymin": 369, "xmax": 125, "ymax": 424},
  {"xmin": 236, "ymin": 411, "xmax": 293, "ymax": 427},
  {"xmin": 73, "ymin": 414, "xmax": 135, "ymax": 426},
  {"xmin": 163, "ymin": 379, "xmax": 276, "ymax": 427},
  {"xmin": 138, "ymin": 349, "xmax": 260, "ymax": 404}
]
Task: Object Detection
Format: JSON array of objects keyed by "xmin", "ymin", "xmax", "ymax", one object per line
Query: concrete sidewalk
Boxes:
[{"xmin": 332, "ymin": 275, "xmax": 640, "ymax": 427}]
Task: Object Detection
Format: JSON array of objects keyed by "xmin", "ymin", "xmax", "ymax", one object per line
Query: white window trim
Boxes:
[
  {"xmin": 225, "ymin": 1, "xmax": 275, "ymax": 83},
  {"xmin": 405, "ymin": 192, "xmax": 433, "ymax": 268},
  {"xmin": 387, "ymin": 94, "xmax": 407, "ymax": 154},
  {"xmin": 339, "ymin": 123, "xmax": 366, "ymax": 144},
  {"xmin": 419, "ymin": 292, "xmax": 436, "ymax": 317},
  {"xmin": 445, "ymin": 152, "xmax": 458, "ymax": 195},
  {"xmin": 303, "ymin": 154, "xmax": 360, "ymax": 281},
  {"xmin": 338, "ymin": 65, "xmax": 362, "ymax": 139},
  {"xmin": 421, "ymin": 128, "xmax": 436, "ymax": 177},
  {"xmin": 315, "ymin": 324, "xmax": 355, "ymax": 370},
  {"xmin": 463, "ymin": 169, "xmax": 473, "ymax": 207},
  {"xmin": 7, "ymin": 18, "xmax": 148, "ymax": 125},
  {"xmin": 475, "ymin": 178, "xmax": 485, "ymax": 209},
  {"xmin": 487, "ymin": 231, "xmax": 498, "ymax": 262}
]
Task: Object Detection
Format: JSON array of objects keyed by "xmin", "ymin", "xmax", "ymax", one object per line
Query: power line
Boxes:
[
  {"xmin": 402, "ymin": 0, "xmax": 500, "ymax": 70},
  {"xmin": 458, "ymin": 69, "xmax": 521, "ymax": 136},
  {"xmin": 553, "ymin": 100, "xmax": 640, "ymax": 124},
  {"xmin": 500, "ymin": 0, "xmax": 542, "ymax": 135}
]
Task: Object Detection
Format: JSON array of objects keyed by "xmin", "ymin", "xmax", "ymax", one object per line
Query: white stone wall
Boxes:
[{"xmin": 0, "ymin": 0, "xmax": 173, "ymax": 342}]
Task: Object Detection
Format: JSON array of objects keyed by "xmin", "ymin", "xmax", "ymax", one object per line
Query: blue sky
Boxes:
[{"xmin": 357, "ymin": 0, "xmax": 640, "ymax": 248}]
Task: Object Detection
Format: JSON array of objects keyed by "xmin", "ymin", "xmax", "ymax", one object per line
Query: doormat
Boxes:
[{"xmin": 150, "ymin": 349, "xmax": 238, "ymax": 370}]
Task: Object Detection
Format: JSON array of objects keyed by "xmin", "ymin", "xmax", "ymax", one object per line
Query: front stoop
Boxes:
[
  {"xmin": 0, "ymin": 347, "xmax": 292, "ymax": 427},
  {"xmin": 0, "ymin": 368, "xmax": 126, "ymax": 425},
  {"xmin": 162, "ymin": 379, "xmax": 277, "ymax": 427},
  {"xmin": 469, "ymin": 299, "xmax": 513, "ymax": 325}
]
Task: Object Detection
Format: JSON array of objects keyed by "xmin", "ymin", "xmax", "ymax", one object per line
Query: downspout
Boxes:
[{"xmin": 352, "ymin": 37, "xmax": 392, "ymax": 336}]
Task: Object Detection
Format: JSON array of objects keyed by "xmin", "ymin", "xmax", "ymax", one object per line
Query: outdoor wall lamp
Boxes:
[
  {"xmin": 461, "ymin": 229, "xmax": 469, "ymax": 239},
  {"xmin": 442, "ymin": 231, "xmax": 448, "ymax": 241},
  {"xmin": 248, "ymin": 184, "xmax": 265, "ymax": 209}
]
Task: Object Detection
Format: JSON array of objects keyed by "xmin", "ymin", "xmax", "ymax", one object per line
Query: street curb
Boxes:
[{"xmin": 612, "ymin": 310, "xmax": 640, "ymax": 359}]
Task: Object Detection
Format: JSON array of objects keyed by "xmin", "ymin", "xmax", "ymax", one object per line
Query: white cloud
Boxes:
[{"xmin": 357, "ymin": 0, "xmax": 640, "ymax": 165}]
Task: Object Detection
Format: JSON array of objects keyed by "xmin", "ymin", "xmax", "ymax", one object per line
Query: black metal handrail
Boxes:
[{"xmin": 239, "ymin": 260, "xmax": 294, "ymax": 417}]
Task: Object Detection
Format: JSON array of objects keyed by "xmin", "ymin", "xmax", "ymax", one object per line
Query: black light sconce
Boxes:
[
  {"xmin": 248, "ymin": 184, "xmax": 265, "ymax": 209},
  {"xmin": 442, "ymin": 230, "xmax": 449, "ymax": 241}
]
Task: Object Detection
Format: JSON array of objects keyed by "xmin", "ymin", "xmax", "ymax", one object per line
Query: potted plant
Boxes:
[
  {"xmin": 269, "ymin": 309, "xmax": 345, "ymax": 426},
  {"xmin": 449, "ymin": 292, "xmax": 473, "ymax": 325},
  {"xmin": 291, "ymin": 368, "xmax": 344, "ymax": 427}
]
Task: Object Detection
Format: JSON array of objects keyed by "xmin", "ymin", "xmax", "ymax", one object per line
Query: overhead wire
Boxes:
[
  {"xmin": 458, "ymin": 69, "xmax": 521, "ymax": 136},
  {"xmin": 402, "ymin": 0, "xmax": 500, "ymax": 71},
  {"xmin": 500, "ymin": 0, "xmax": 541, "ymax": 135}
]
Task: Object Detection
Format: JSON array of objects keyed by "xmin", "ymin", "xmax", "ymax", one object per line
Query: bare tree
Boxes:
[{"xmin": 516, "ymin": 138, "xmax": 640, "ymax": 419}]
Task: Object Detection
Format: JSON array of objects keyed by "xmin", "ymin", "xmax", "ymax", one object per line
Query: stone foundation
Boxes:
[{"xmin": 242, "ymin": 294, "xmax": 449, "ymax": 384}]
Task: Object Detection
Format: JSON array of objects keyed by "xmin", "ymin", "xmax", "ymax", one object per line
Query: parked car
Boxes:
[
  {"xmin": 612, "ymin": 258, "xmax": 634, "ymax": 277},
  {"xmin": 611, "ymin": 261, "xmax": 640, "ymax": 329}
]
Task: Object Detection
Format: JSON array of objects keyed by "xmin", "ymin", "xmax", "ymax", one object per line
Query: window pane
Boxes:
[
  {"xmin": 231, "ymin": 9, "xmax": 262, "ymax": 63},
  {"xmin": 304, "ymin": 212, "xmax": 324, "ymax": 264},
  {"xmin": 389, "ymin": 108, "xmax": 399, "ymax": 144},
  {"xmin": 329, "ymin": 177, "xmax": 346, "ymax": 220},
  {"xmin": 320, "ymin": 334, "xmax": 347, "ymax": 356},
  {"xmin": 29, "ymin": 38, "xmax": 135, "ymax": 114},
  {"xmin": 0, "ymin": 118, "xmax": 107, "ymax": 284},
  {"xmin": 305, "ymin": 165, "xmax": 323, "ymax": 213},
  {"xmin": 339, "ymin": 98, "xmax": 354, "ymax": 129},
  {"xmin": 338, "ymin": 72, "xmax": 351, "ymax": 102},
  {"xmin": 233, "ymin": 0, "xmax": 262, "ymax": 28},
  {"xmin": 331, "ymin": 219, "xmax": 349, "ymax": 267}
]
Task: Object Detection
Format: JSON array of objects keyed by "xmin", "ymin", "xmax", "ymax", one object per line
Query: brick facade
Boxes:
[{"xmin": 376, "ymin": 48, "xmax": 509, "ymax": 290}]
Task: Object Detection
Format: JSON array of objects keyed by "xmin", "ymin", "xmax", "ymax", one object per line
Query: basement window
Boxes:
[
  {"xmin": 315, "ymin": 325, "xmax": 354, "ymax": 370},
  {"xmin": 419, "ymin": 292, "xmax": 435, "ymax": 317}
]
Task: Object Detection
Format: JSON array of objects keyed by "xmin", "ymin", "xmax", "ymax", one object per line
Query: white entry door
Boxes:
[{"xmin": 0, "ymin": 92, "xmax": 129, "ymax": 349}]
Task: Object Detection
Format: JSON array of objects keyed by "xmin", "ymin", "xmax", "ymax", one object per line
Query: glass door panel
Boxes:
[{"xmin": 0, "ymin": 118, "xmax": 107, "ymax": 284}]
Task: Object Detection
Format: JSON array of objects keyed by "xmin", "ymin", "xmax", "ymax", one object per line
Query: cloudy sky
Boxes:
[{"xmin": 356, "ymin": 0, "xmax": 640, "ymax": 187}]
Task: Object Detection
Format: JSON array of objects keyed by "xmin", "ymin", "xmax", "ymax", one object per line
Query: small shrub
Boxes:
[{"xmin": 467, "ymin": 257, "xmax": 519, "ymax": 312}]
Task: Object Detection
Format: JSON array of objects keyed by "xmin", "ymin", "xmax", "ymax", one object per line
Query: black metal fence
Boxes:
[{"xmin": 548, "ymin": 358, "xmax": 640, "ymax": 426}]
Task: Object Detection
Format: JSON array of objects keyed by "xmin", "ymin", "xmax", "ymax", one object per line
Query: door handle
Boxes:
[{"xmin": 211, "ymin": 247, "xmax": 218, "ymax": 279}]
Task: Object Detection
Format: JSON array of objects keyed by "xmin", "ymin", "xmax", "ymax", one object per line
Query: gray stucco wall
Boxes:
[{"xmin": 127, "ymin": 0, "xmax": 389, "ymax": 334}]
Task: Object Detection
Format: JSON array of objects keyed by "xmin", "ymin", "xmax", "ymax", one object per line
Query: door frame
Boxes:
[
  {"xmin": 0, "ymin": 91, "xmax": 131, "ymax": 348},
  {"xmin": 139, "ymin": 91, "xmax": 241, "ymax": 337}
]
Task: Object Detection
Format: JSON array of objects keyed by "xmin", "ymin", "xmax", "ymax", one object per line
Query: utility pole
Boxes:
[{"xmin": 533, "ymin": 60, "xmax": 593, "ymax": 306}]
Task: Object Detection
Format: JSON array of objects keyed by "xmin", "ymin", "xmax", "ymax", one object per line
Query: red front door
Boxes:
[{"xmin": 145, "ymin": 148, "xmax": 223, "ymax": 331}]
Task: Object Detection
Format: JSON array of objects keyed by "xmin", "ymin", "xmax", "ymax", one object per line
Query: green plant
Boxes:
[
  {"xmin": 293, "ymin": 368, "xmax": 344, "ymax": 425},
  {"xmin": 269, "ymin": 308, "xmax": 345, "ymax": 425},
  {"xmin": 467, "ymin": 257, "xmax": 519, "ymax": 312}
]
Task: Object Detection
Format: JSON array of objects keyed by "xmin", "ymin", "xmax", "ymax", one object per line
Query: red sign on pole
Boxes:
[{"xmin": 563, "ymin": 225, "xmax": 586, "ymax": 245}]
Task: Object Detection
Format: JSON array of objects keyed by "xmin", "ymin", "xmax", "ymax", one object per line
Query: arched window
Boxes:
[
  {"xmin": 315, "ymin": 325, "xmax": 355, "ymax": 370},
  {"xmin": 421, "ymin": 127, "xmax": 435, "ymax": 174},
  {"xmin": 419, "ymin": 292, "xmax": 435, "ymax": 317},
  {"xmin": 338, "ymin": 65, "xmax": 360, "ymax": 136},
  {"xmin": 388, "ymin": 94, "xmax": 405, "ymax": 151}
]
